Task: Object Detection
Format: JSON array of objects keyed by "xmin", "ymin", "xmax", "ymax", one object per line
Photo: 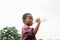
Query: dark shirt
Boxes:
[{"xmin": 22, "ymin": 24, "xmax": 36, "ymax": 40}]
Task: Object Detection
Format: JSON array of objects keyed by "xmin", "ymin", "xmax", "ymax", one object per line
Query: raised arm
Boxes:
[{"xmin": 33, "ymin": 18, "xmax": 41, "ymax": 35}]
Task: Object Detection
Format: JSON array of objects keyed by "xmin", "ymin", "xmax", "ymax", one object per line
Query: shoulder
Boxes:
[{"xmin": 22, "ymin": 25, "xmax": 30, "ymax": 30}]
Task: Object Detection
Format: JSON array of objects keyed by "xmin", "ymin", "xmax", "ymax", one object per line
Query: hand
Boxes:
[{"xmin": 36, "ymin": 18, "xmax": 41, "ymax": 24}]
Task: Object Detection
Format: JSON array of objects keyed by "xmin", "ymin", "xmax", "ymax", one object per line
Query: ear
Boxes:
[{"xmin": 23, "ymin": 19, "xmax": 26, "ymax": 23}]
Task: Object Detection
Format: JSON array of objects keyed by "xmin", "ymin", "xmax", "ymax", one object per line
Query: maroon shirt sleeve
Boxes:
[
  {"xmin": 23, "ymin": 27, "xmax": 34, "ymax": 36},
  {"xmin": 22, "ymin": 26, "xmax": 36, "ymax": 40}
]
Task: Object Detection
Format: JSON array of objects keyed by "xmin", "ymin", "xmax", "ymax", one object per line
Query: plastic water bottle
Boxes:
[
  {"xmin": 40, "ymin": 17, "xmax": 47, "ymax": 22},
  {"xmin": 33, "ymin": 17, "xmax": 47, "ymax": 23}
]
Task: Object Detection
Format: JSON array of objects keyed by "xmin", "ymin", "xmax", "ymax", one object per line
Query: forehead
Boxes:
[{"xmin": 27, "ymin": 15, "xmax": 33, "ymax": 18}]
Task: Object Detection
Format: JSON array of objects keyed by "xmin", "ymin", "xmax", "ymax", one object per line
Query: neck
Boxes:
[{"xmin": 24, "ymin": 23, "xmax": 30, "ymax": 26}]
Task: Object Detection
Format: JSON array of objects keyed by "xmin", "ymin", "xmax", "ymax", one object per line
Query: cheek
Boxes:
[
  {"xmin": 29, "ymin": 20, "xmax": 32, "ymax": 23},
  {"xmin": 26, "ymin": 21, "xmax": 29, "ymax": 23},
  {"xmin": 25, "ymin": 18, "xmax": 33, "ymax": 24},
  {"xmin": 25, "ymin": 19, "xmax": 29, "ymax": 23},
  {"xmin": 30, "ymin": 22, "xmax": 33, "ymax": 26},
  {"xmin": 29, "ymin": 21, "xmax": 33, "ymax": 24}
]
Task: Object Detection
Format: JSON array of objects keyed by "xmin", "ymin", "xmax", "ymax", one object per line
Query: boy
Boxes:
[{"xmin": 22, "ymin": 13, "xmax": 41, "ymax": 40}]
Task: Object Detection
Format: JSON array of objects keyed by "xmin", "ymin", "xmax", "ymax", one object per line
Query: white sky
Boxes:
[{"xmin": 0, "ymin": 0, "xmax": 60, "ymax": 40}]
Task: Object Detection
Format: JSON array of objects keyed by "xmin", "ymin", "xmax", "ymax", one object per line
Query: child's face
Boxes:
[{"xmin": 24, "ymin": 15, "xmax": 33, "ymax": 26}]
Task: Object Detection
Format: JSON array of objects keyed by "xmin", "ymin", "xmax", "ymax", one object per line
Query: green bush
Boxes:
[{"xmin": 0, "ymin": 26, "xmax": 21, "ymax": 40}]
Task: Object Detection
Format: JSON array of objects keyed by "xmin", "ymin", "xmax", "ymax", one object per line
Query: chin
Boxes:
[{"xmin": 29, "ymin": 23, "xmax": 33, "ymax": 26}]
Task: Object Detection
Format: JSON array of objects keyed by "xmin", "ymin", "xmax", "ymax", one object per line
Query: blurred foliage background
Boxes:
[{"xmin": 0, "ymin": 26, "xmax": 21, "ymax": 40}]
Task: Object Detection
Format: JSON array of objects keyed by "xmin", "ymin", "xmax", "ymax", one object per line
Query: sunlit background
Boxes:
[{"xmin": 0, "ymin": 0, "xmax": 60, "ymax": 40}]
